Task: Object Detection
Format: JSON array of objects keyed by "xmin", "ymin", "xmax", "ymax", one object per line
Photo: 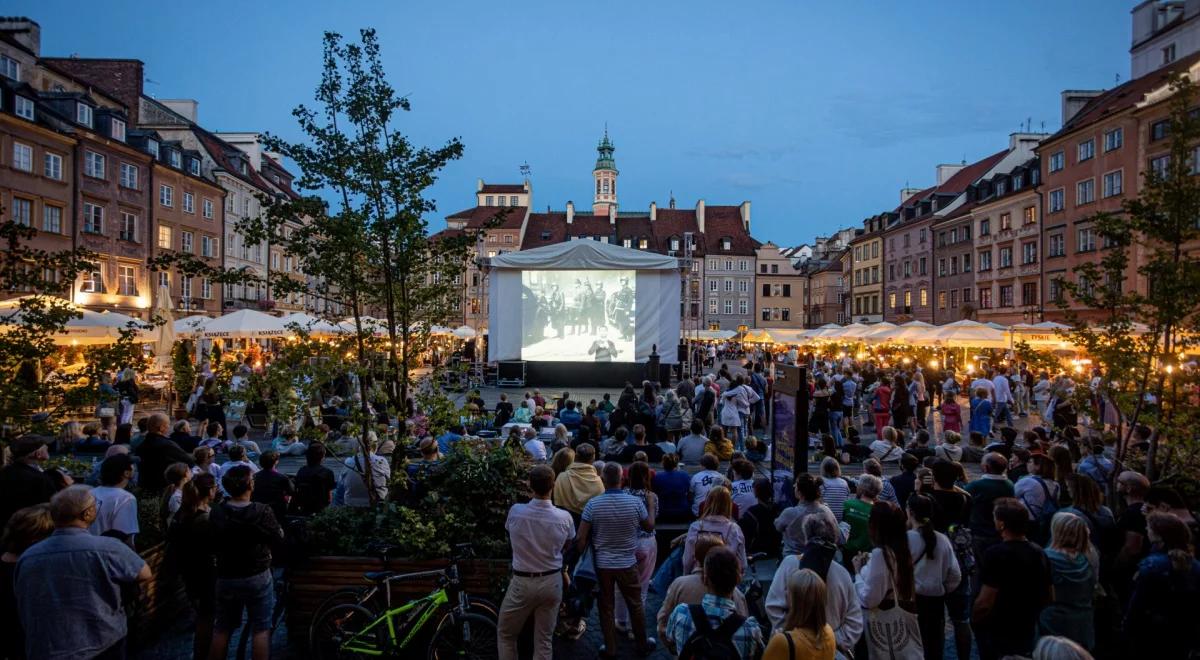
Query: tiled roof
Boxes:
[
  {"xmin": 192, "ymin": 127, "xmax": 274, "ymax": 192},
  {"xmin": 445, "ymin": 205, "xmax": 526, "ymax": 230},
  {"xmin": 480, "ymin": 183, "xmax": 525, "ymax": 194},
  {"xmin": 1049, "ymin": 49, "xmax": 1200, "ymax": 142},
  {"xmin": 704, "ymin": 205, "xmax": 760, "ymax": 255}
]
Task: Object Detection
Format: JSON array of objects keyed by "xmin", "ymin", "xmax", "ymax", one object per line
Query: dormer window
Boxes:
[
  {"xmin": 995, "ymin": 180, "xmax": 1007, "ymax": 196},
  {"xmin": 721, "ymin": 238, "xmax": 732, "ymax": 250},
  {"xmin": 638, "ymin": 238, "xmax": 648, "ymax": 249},
  {"xmin": 111, "ymin": 118, "xmax": 126, "ymax": 142},
  {"xmin": 147, "ymin": 139, "xmax": 159, "ymax": 158},
  {"xmin": 670, "ymin": 238, "xmax": 680, "ymax": 251},
  {"xmin": 13, "ymin": 95, "xmax": 34, "ymax": 121},
  {"xmin": 169, "ymin": 150, "xmax": 181, "ymax": 168},
  {"xmin": 238, "ymin": 160, "xmax": 248, "ymax": 175},
  {"xmin": 0, "ymin": 55, "xmax": 19, "ymax": 81},
  {"xmin": 77, "ymin": 103, "xmax": 93, "ymax": 128}
]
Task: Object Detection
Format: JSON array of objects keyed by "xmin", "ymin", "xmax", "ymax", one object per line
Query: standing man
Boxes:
[
  {"xmin": 576, "ymin": 463, "xmax": 655, "ymax": 657},
  {"xmin": 971, "ymin": 497, "xmax": 1051, "ymax": 660},
  {"xmin": 89, "ymin": 454, "xmax": 139, "ymax": 549},
  {"xmin": 992, "ymin": 366, "xmax": 1014, "ymax": 428},
  {"xmin": 135, "ymin": 412, "xmax": 196, "ymax": 493},
  {"xmin": 549, "ymin": 284, "xmax": 565, "ymax": 339},
  {"xmin": 0, "ymin": 434, "xmax": 59, "ymax": 531},
  {"xmin": 592, "ymin": 281, "xmax": 607, "ymax": 333},
  {"xmin": 16, "ymin": 485, "xmax": 152, "ymax": 659},
  {"xmin": 964, "ymin": 453, "xmax": 1015, "ymax": 597},
  {"xmin": 497, "ymin": 465, "xmax": 574, "ymax": 660}
]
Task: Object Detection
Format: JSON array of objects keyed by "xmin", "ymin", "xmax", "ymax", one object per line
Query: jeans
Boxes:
[
  {"xmin": 597, "ymin": 566, "xmax": 648, "ymax": 655},
  {"xmin": 828, "ymin": 410, "xmax": 844, "ymax": 446},
  {"xmin": 214, "ymin": 569, "xmax": 275, "ymax": 633},
  {"xmin": 994, "ymin": 401, "xmax": 1013, "ymax": 427},
  {"xmin": 498, "ymin": 573, "xmax": 562, "ymax": 660}
]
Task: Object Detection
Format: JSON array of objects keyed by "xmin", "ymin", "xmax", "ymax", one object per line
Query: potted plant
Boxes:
[{"xmin": 171, "ymin": 339, "xmax": 196, "ymax": 417}]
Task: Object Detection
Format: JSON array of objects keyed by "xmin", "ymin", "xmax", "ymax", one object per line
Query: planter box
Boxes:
[
  {"xmin": 128, "ymin": 543, "xmax": 189, "ymax": 644},
  {"xmin": 287, "ymin": 555, "xmax": 510, "ymax": 645}
]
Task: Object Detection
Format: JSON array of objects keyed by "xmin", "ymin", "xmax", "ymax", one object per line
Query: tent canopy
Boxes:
[
  {"xmin": 488, "ymin": 239, "xmax": 681, "ymax": 270},
  {"xmin": 0, "ymin": 296, "xmax": 152, "ymax": 345},
  {"xmin": 927, "ymin": 319, "xmax": 1008, "ymax": 348},
  {"xmin": 201, "ymin": 309, "xmax": 289, "ymax": 339}
]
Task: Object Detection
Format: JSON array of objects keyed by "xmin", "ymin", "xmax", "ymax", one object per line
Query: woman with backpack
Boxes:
[
  {"xmin": 1014, "ymin": 450, "xmax": 1061, "ymax": 545},
  {"xmin": 762, "ymin": 569, "xmax": 836, "ymax": 660},
  {"xmin": 870, "ymin": 379, "xmax": 892, "ymax": 434},
  {"xmin": 1038, "ymin": 512, "xmax": 1098, "ymax": 652},
  {"xmin": 907, "ymin": 494, "xmax": 962, "ymax": 660}
]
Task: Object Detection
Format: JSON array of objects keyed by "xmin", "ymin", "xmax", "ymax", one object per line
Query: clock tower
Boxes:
[{"xmin": 592, "ymin": 128, "xmax": 618, "ymax": 215}]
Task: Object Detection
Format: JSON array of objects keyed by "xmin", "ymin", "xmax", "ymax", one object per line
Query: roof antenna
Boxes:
[
  {"xmin": 519, "ymin": 161, "xmax": 531, "ymax": 178},
  {"xmin": 1115, "ymin": 73, "xmax": 1121, "ymax": 85}
]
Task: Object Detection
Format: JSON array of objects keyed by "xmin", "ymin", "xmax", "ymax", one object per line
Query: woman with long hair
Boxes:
[
  {"xmin": 683, "ymin": 486, "xmax": 748, "ymax": 573},
  {"xmin": 762, "ymin": 568, "xmax": 835, "ymax": 660},
  {"xmin": 704, "ymin": 425, "xmax": 734, "ymax": 461},
  {"xmin": 167, "ymin": 472, "xmax": 218, "ymax": 660},
  {"xmin": 1039, "ymin": 512, "xmax": 1097, "ymax": 651},
  {"xmin": 549, "ymin": 446, "xmax": 575, "ymax": 477},
  {"xmin": 852, "ymin": 502, "xmax": 918, "ymax": 653},
  {"xmin": 640, "ymin": 380, "xmax": 658, "ymax": 440},
  {"xmin": 1124, "ymin": 512, "xmax": 1200, "ymax": 658},
  {"xmin": 907, "ymin": 494, "xmax": 962, "ymax": 660},
  {"xmin": 891, "ymin": 374, "xmax": 913, "ymax": 430},
  {"xmin": 615, "ymin": 461, "xmax": 658, "ymax": 635}
]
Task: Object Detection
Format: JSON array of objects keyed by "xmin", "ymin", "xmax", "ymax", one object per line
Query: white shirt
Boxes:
[
  {"xmin": 992, "ymin": 374, "xmax": 1013, "ymax": 404},
  {"xmin": 523, "ymin": 438, "xmax": 547, "ymax": 461},
  {"xmin": 730, "ymin": 479, "xmax": 757, "ymax": 517},
  {"xmin": 907, "ymin": 529, "xmax": 962, "ymax": 597},
  {"xmin": 970, "ymin": 377, "xmax": 995, "ymax": 401},
  {"xmin": 689, "ymin": 469, "xmax": 725, "ymax": 515},
  {"xmin": 766, "ymin": 553, "xmax": 863, "ymax": 653},
  {"xmin": 339, "ymin": 453, "xmax": 391, "ymax": 506},
  {"xmin": 89, "ymin": 485, "xmax": 139, "ymax": 538},
  {"xmin": 505, "ymin": 498, "xmax": 575, "ymax": 573},
  {"xmin": 1014, "ymin": 475, "xmax": 1059, "ymax": 521}
]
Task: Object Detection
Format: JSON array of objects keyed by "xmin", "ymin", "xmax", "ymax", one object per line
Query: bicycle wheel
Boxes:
[
  {"xmin": 466, "ymin": 595, "xmax": 499, "ymax": 620},
  {"xmin": 310, "ymin": 603, "xmax": 383, "ymax": 660},
  {"xmin": 427, "ymin": 612, "xmax": 498, "ymax": 660},
  {"xmin": 309, "ymin": 587, "xmax": 377, "ymax": 649}
]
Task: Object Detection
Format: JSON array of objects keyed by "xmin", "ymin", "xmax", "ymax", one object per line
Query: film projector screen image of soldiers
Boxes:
[{"xmin": 521, "ymin": 269, "xmax": 636, "ymax": 362}]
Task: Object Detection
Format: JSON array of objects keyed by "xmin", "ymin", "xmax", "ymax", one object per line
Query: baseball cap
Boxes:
[{"xmin": 10, "ymin": 434, "xmax": 48, "ymax": 458}]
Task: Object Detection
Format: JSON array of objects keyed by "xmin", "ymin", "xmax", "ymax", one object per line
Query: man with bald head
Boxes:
[
  {"xmin": 15, "ymin": 485, "xmax": 151, "ymax": 659},
  {"xmin": 964, "ymin": 452, "xmax": 1014, "ymax": 597},
  {"xmin": 135, "ymin": 412, "xmax": 195, "ymax": 492}
]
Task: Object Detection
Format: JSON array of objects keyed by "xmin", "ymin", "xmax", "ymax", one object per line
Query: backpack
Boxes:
[
  {"xmin": 1031, "ymin": 477, "xmax": 1061, "ymax": 540},
  {"xmin": 678, "ymin": 604, "xmax": 745, "ymax": 660},
  {"xmin": 948, "ymin": 523, "xmax": 976, "ymax": 575}
]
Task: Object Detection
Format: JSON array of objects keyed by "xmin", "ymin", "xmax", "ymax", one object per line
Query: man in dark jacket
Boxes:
[
  {"xmin": 0, "ymin": 434, "xmax": 58, "ymax": 530},
  {"xmin": 694, "ymin": 377, "xmax": 717, "ymax": 427},
  {"xmin": 209, "ymin": 465, "xmax": 285, "ymax": 660},
  {"xmin": 135, "ymin": 413, "xmax": 195, "ymax": 492}
]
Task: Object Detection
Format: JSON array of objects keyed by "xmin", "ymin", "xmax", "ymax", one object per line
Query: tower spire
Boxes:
[{"xmin": 593, "ymin": 126, "xmax": 618, "ymax": 215}]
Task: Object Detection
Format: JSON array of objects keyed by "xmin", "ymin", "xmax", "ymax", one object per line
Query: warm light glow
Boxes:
[
  {"xmin": 929, "ymin": 359, "xmax": 939, "ymax": 369},
  {"xmin": 901, "ymin": 357, "xmax": 911, "ymax": 365},
  {"xmin": 856, "ymin": 351, "xmax": 867, "ymax": 360},
  {"xmin": 1073, "ymin": 364, "xmax": 1084, "ymax": 373},
  {"xmin": 1166, "ymin": 365, "xmax": 1175, "ymax": 374},
  {"xmin": 966, "ymin": 364, "xmax": 975, "ymax": 374}
]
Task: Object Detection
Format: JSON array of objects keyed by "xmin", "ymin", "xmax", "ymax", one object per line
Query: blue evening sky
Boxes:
[{"xmin": 15, "ymin": 0, "xmax": 1132, "ymax": 245}]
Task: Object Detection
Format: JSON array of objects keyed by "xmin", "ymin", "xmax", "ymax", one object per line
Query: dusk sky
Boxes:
[{"xmin": 13, "ymin": 0, "xmax": 1132, "ymax": 245}]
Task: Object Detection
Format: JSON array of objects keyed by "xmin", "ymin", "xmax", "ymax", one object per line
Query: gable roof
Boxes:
[
  {"xmin": 445, "ymin": 205, "xmax": 526, "ymax": 230},
  {"xmin": 480, "ymin": 183, "xmax": 525, "ymax": 194}
]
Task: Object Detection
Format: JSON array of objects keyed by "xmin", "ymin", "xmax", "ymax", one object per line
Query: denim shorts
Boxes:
[
  {"xmin": 215, "ymin": 569, "xmax": 275, "ymax": 632},
  {"xmin": 944, "ymin": 577, "xmax": 971, "ymax": 623}
]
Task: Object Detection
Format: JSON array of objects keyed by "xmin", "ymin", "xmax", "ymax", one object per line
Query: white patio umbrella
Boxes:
[
  {"xmin": 0, "ymin": 296, "xmax": 151, "ymax": 345},
  {"xmin": 803, "ymin": 323, "xmax": 844, "ymax": 341},
  {"xmin": 871, "ymin": 320, "xmax": 934, "ymax": 344},
  {"xmin": 835, "ymin": 323, "xmax": 873, "ymax": 340},
  {"xmin": 174, "ymin": 315, "xmax": 210, "ymax": 338},
  {"xmin": 281, "ymin": 312, "xmax": 342, "ymax": 337},
  {"xmin": 928, "ymin": 319, "xmax": 1008, "ymax": 348},
  {"xmin": 452, "ymin": 325, "xmax": 477, "ymax": 339},
  {"xmin": 200, "ymin": 309, "xmax": 289, "ymax": 339},
  {"xmin": 860, "ymin": 322, "xmax": 898, "ymax": 344},
  {"xmin": 153, "ymin": 285, "xmax": 176, "ymax": 369}
]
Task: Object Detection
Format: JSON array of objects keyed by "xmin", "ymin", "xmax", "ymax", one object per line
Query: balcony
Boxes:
[{"xmin": 1019, "ymin": 263, "xmax": 1040, "ymax": 277}]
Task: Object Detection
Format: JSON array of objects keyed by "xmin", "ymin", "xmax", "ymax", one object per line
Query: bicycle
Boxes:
[
  {"xmin": 309, "ymin": 543, "xmax": 499, "ymax": 659},
  {"xmin": 740, "ymin": 552, "xmax": 770, "ymax": 635}
]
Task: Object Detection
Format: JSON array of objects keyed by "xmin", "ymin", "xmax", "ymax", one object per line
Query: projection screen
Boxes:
[{"xmin": 521, "ymin": 269, "xmax": 635, "ymax": 362}]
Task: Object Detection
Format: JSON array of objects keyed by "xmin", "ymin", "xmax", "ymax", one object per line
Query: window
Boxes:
[
  {"xmin": 242, "ymin": 196, "xmax": 251, "ymax": 216},
  {"xmin": 724, "ymin": 300, "xmax": 733, "ymax": 315},
  {"xmin": 1023, "ymin": 206, "xmax": 1037, "ymax": 225},
  {"xmin": 938, "ymin": 291, "xmax": 947, "ymax": 309},
  {"xmin": 43, "ymin": 153, "xmax": 62, "ymax": 180},
  {"xmin": 81, "ymin": 265, "xmax": 103, "ymax": 293},
  {"xmin": 980, "ymin": 218, "xmax": 991, "ymax": 236},
  {"xmin": 725, "ymin": 259, "xmax": 734, "ymax": 270},
  {"xmin": 181, "ymin": 276, "xmax": 192, "ymax": 300},
  {"xmin": 638, "ymin": 238, "xmax": 648, "ymax": 249},
  {"xmin": 1151, "ymin": 120, "xmax": 1170, "ymax": 142},
  {"xmin": 738, "ymin": 300, "xmax": 748, "ymax": 315},
  {"xmin": 1076, "ymin": 179, "xmax": 1095, "ymax": 205},
  {"xmin": 203, "ymin": 199, "xmax": 214, "ymax": 219},
  {"xmin": 1049, "ymin": 278, "xmax": 1064, "ymax": 303},
  {"xmin": 14, "ymin": 95, "xmax": 33, "ymax": 120},
  {"xmin": 918, "ymin": 257, "xmax": 927, "ymax": 275},
  {"xmin": 160, "ymin": 185, "xmax": 173, "ymax": 207},
  {"xmin": 903, "ymin": 290, "xmax": 912, "ymax": 309},
  {"xmin": 509, "ymin": 196, "xmax": 518, "ymax": 206},
  {"xmin": 181, "ymin": 230, "xmax": 194, "ymax": 253},
  {"xmin": 158, "ymin": 225, "xmax": 173, "ymax": 249},
  {"xmin": 10, "ymin": 197, "xmax": 31, "ymax": 226},
  {"xmin": 201, "ymin": 236, "xmax": 216, "ymax": 257},
  {"xmin": 938, "ymin": 259, "xmax": 946, "ymax": 276},
  {"xmin": 950, "ymin": 289, "xmax": 959, "ymax": 308},
  {"xmin": 117, "ymin": 265, "xmax": 137, "ymax": 296},
  {"xmin": 1077, "ymin": 227, "xmax": 1096, "ymax": 252},
  {"xmin": 999, "ymin": 247, "xmax": 1013, "ymax": 268},
  {"xmin": 903, "ymin": 261, "xmax": 912, "ymax": 277},
  {"xmin": 1164, "ymin": 43, "xmax": 1177, "ymax": 64},
  {"xmin": 110, "ymin": 118, "xmax": 125, "ymax": 142},
  {"xmin": 919, "ymin": 288, "xmax": 928, "ymax": 306},
  {"xmin": 1012, "ymin": 173, "xmax": 1023, "ymax": 190},
  {"xmin": 949, "ymin": 229, "xmax": 957, "ymax": 244},
  {"xmin": 889, "ymin": 292, "xmax": 897, "ymax": 309},
  {"xmin": 962, "ymin": 254, "xmax": 971, "ymax": 272},
  {"xmin": 1104, "ymin": 127, "xmax": 1123, "ymax": 152},
  {"xmin": 979, "ymin": 288, "xmax": 992, "ymax": 309},
  {"xmin": 738, "ymin": 280, "xmax": 749, "ymax": 293},
  {"xmin": 76, "ymin": 103, "xmax": 92, "ymax": 127},
  {"xmin": 82, "ymin": 151, "xmax": 105, "ymax": 179},
  {"xmin": 724, "ymin": 279, "xmax": 733, "ymax": 292},
  {"xmin": 271, "ymin": 252, "xmax": 280, "ymax": 270},
  {"xmin": 119, "ymin": 211, "xmax": 137, "ymax": 242},
  {"xmin": 189, "ymin": 158, "xmax": 200, "ymax": 176},
  {"xmin": 919, "ymin": 228, "xmax": 927, "ymax": 244},
  {"xmin": 1048, "ymin": 151, "xmax": 1065, "ymax": 172},
  {"xmin": 158, "ymin": 271, "xmax": 169, "ymax": 290},
  {"xmin": 1048, "ymin": 233, "xmax": 1065, "ymax": 257},
  {"xmin": 782, "ymin": 308, "xmax": 790, "ymax": 321},
  {"xmin": 1000, "ymin": 212, "xmax": 1012, "ymax": 231},
  {"xmin": 115, "ymin": 162, "xmax": 137, "ymax": 189},
  {"xmin": 1022, "ymin": 282, "xmax": 1038, "ymax": 306},
  {"xmin": 1022, "ymin": 241, "xmax": 1038, "ymax": 264},
  {"xmin": 202, "ymin": 278, "xmax": 213, "ymax": 300},
  {"xmin": 1151, "ymin": 155, "xmax": 1170, "ymax": 179},
  {"xmin": 1077, "ymin": 139, "xmax": 1094, "ymax": 162},
  {"xmin": 962, "ymin": 287, "xmax": 972, "ymax": 303},
  {"xmin": 721, "ymin": 238, "xmax": 732, "ymax": 250},
  {"xmin": 996, "ymin": 180, "xmax": 1007, "ymax": 196},
  {"xmin": 1049, "ymin": 188, "xmax": 1065, "ymax": 212},
  {"xmin": 1103, "ymin": 170, "xmax": 1123, "ymax": 198},
  {"xmin": 978, "ymin": 250, "xmax": 992, "ymax": 271},
  {"xmin": 42, "ymin": 205, "xmax": 62, "ymax": 233},
  {"xmin": 708, "ymin": 298, "xmax": 718, "ymax": 314},
  {"xmin": 622, "ymin": 238, "xmax": 631, "ymax": 248},
  {"xmin": 183, "ymin": 192, "xmax": 195, "ymax": 213},
  {"xmin": 999, "ymin": 285, "xmax": 1014, "ymax": 308},
  {"xmin": 709, "ymin": 279, "xmax": 718, "ymax": 292},
  {"xmin": 0, "ymin": 54, "xmax": 18, "ymax": 80},
  {"xmin": 169, "ymin": 150, "xmax": 181, "ymax": 168},
  {"xmin": 83, "ymin": 203, "xmax": 103, "ymax": 234},
  {"xmin": 11, "ymin": 142, "xmax": 32, "ymax": 172}
]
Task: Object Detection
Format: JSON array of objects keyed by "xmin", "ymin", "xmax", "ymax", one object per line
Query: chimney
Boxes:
[
  {"xmin": 935, "ymin": 164, "xmax": 966, "ymax": 186},
  {"xmin": 477, "ymin": 178, "xmax": 484, "ymax": 192},
  {"xmin": 900, "ymin": 187, "xmax": 922, "ymax": 204},
  {"xmin": 649, "ymin": 201, "xmax": 657, "ymax": 221},
  {"xmin": 1060, "ymin": 90, "xmax": 1104, "ymax": 125},
  {"xmin": 739, "ymin": 201, "xmax": 751, "ymax": 232},
  {"xmin": 566, "ymin": 201, "xmax": 574, "ymax": 225},
  {"xmin": 0, "ymin": 18, "xmax": 40, "ymax": 57},
  {"xmin": 609, "ymin": 205, "xmax": 616, "ymax": 227},
  {"xmin": 696, "ymin": 199, "xmax": 706, "ymax": 234},
  {"xmin": 161, "ymin": 99, "xmax": 199, "ymax": 123}
]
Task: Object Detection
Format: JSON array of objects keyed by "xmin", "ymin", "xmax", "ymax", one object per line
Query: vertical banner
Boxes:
[{"xmin": 771, "ymin": 364, "xmax": 808, "ymax": 505}]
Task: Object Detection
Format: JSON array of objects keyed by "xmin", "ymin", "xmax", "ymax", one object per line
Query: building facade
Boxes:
[
  {"xmin": 972, "ymin": 158, "xmax": 1043, "ymax": 325},
  {"xmin": 754, "ymin": 242, "xmax": 802, "ymax": 328},
  {"xmin": 848, "ymin": 214, "xmax": 886, "ymax": 323}
]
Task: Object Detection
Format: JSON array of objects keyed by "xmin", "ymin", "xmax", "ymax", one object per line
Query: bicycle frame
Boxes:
[{"xmin": 340, "ymin": 588, "xmax": 451, "ymax": 655}]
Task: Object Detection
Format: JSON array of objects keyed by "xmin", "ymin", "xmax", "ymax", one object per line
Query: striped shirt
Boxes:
[
  {"xmin": 582, "ymin": 489, "xmax": 648, "ymax": 569},
  {"xmin": 821, "ymin": 477, "xmax": 850, "ymax": 521},
  {"xmin": 665, "ymin": 593, "xmax": 764, "ymax": 658}
]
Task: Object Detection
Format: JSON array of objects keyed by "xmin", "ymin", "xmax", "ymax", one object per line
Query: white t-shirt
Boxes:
[
  {"xmin": 970, "ymin": 377, "xmax": 995, "ymax": 400},
  {"xmin": 689, "ymin": 469, "xmax": 725, "ymax": 515},
  {"xmin": 89, "ymin": 485, "xmax": 139, "ymax": 538},
  {"xmin": 730, "ymin": 478, "xmax": 757, "ymax": 517},
  {"xmin": 523, "ymin": 438, "xmax": 548, "ymax": 461}
]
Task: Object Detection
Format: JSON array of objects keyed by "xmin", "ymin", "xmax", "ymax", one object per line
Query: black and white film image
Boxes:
[{"xmin": 520, "ymin": 269, "xmax": 635, "ymax": 362}]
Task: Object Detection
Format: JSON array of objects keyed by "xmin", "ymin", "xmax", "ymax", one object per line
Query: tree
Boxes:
[{"xmin": 1057, "ymin": 74, "xmax": 1200, "ymax": 483}]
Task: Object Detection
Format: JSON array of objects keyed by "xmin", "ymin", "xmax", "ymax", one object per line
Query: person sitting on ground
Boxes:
[
  {"xmin": 558, "ymin": 399, "xmax": 583, "ymax": 432},
  {"xmin": 291, "ymin": 443, "xmax": 336, "ymax": 515},
  {"xmin": 704, "ymin": 426, "xmax": 735, "ymax": 462},
  {"xmin": 652, "ymin": 453, "xmax": 692, "ymax": 524},
  {"xmin": 227, "ymin": 424, "xmax": 260, "ymax": 456},
  {"xmin": 618, "ymin": 424, "xmax": 665, "ymax": 464},
  {"xmin": 869, "ymin": 425, "xmax": 903, "ymax": 463},
  {"xmin": 776, "ymin": 473, "xmax": 840, "ymax": 553},
  {"xmin": 683, "ymin": 486, "xmax": 748, "ymax": 573},
  {"xmin": 435, "ymin": 424, "xmax": 465, "ymax": 455},
  {"xmin": 199, "ymin": 422, "xmax": 225, "ymax": 452},
  {"xmin": 936, "ymin": 430, "xmax": 965, "ymax": 463},
  {"xmin": 728, "ymin": 459, "xmax": 758, "ymax": 516},
  {"xmin": 677, "ymin": 419, "xmax": 709, "ymax": 465},
  {"xmin": 252, "ymin": 451, "xmax": 295, "ymax": 524},
  {"xmin": 600, "ymin": 426, "xmax": 630, "ymax": 461},
  {"xmin": 521, "ymin": 427, "xmax": 548, "ymax": 462},
  {"xmin": 763, "ymin": 568, "xmax": 837, "ymax": 660},
  {"xmin": 270, "ymin": 425, "xmax": 307, "ymax": 457},
  {"xmin": 906, "ymin": 430, "xmax": 935, "ymax": 461},
  {"xmin": 655, "ymin": 535, "xmax": 749, "ymax": 642},
  {"xmin": 513, "ymin": 399, "xmax": 533, "ymax": 424},
  {"xmin": 861, "ymin": 458, "xmax": 899, "ymax": 505},
  {"xmin": 664, "ymin": 546, "xmax": 765, "ymax": 657}
]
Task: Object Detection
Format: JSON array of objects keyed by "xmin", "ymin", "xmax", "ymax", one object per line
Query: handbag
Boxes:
[{"xmin": 865, "ymin": 568, "xmax": 923, "ymax": 660}]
